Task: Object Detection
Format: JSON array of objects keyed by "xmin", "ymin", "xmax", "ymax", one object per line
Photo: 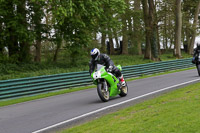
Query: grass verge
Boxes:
[
  {"xmin": 60, "ymin": 77, "xmax": 200, "ymax": 133},
  {"xmin": 0, "ymin": 67, "xmax": 195, "ymax": 108}
]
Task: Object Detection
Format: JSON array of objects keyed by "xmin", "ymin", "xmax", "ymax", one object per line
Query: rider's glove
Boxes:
[{"xmin": 107, "ymin": 66, "xmax": 113, "ymax": 73}]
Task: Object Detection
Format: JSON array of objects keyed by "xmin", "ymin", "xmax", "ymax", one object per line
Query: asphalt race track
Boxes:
[{"xmin": 0, "ymin": 69, "xmax": 199, "ymax": 133}]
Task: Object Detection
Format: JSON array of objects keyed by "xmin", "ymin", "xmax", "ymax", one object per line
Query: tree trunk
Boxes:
[
  {"xmin": 19, "ymin": 42, "xmax": 30, "ymax": 62},
  {"xmin": 168, "ymin": 14, "xmax": 174, "ymax": 50},
  {"xmin": 169, "ymin": 36, "xmax": 173, "ymax": 50},
  {"xmin": 0, "ymin": 48, "xmax": 2, "ymax": 55},
  {"xmin": 113, "ymin": 30, "xmax": 120, "ymax": 49},
  {"xmin": 101, "ymin": 32, "xmax": 106, "ymax": 53},
  {"xmin": 157, "ymin": 25, "xmax": 161, "ymax": 55},
  {"xmin": 5, "ymin": 1, "xmax": 19, "ymax": 59},
  {"xmin": 122, "ymin": 32, "xmax": 128, "ymax": 55},
  {"xmin": 185, "ymin": 23, "xmax": 191, "ymax": 53},
  {"xmin": 8, "ymin": 26, "xmax": 18, "ymax": 58},
  {"xmin": 148, "ymin": 0, "xmax": 159, "ymax": 61},
  {"xmin": 115, "ymin": 37, "xmax": 120, "ymax": 49},
  {"xmin": 142, "ymin": 0, "xmax": 151, "ymax": 59},
  {"xmin": 122, "ymin": 21, "xmax": 129, "ymax": 55},
  {"xmin": 188, "ymin": 1, "xmax": 200, "ymax": 54},
  {"xmin": 18, "ymin": 0, "xmax": 30, "ymax": 62},
  {"xmin": 0, "ymin": 23, "xmax": 3, "ymax": 55},
  {"xmin": 128, "ymin": 16, "xmax": 133, "ymax": 33},
  {"xmin": 35, "ymin": 37, "xmax": 41, "ymax": 62},
  {"xmin": 155, "ymin": 2, "xmax": 161, "ymax": 56},
  {"xmin": 33, "ymin": 1, "xmax": 42, "ymax": 62},
  {"xmin": 53, "ymin": 40, "xmax": 62, "ymax": 62},
  {"xmin": 121, "ymin": 0, "xmax": 129, "ymax": 55},
  {"xmin": 163, "ymin": 2, "xmax": 168, "ymax": 51},
  {"xmin": 174, "ymin": 0, "xmax": 182, "ymax": 58},
  {"xmin": 134, "ymin": 0, "xmax": 142, "ymax": 55},
  {"xmin": 122, "ymin": 19, "xmax": 128, "ymax": 55},
  {"xmin": 109, "ymin": 33, "xmax": 115, "ymax": 55}
]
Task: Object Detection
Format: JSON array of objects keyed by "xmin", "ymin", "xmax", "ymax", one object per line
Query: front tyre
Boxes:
[
  {"xmin": 196, "ymin": 64, "xmax": 200, "ymax": 76},
  {"xmin": 97, "ymin": 82, "xmax": 110, "ymax": 102},
  {"xmin": 119, "ymin": 82, "xmax": 128, "ymax": 97}
]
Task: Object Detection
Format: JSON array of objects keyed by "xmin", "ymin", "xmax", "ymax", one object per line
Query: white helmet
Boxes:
[{"xmin": 90, "ymin": 48, "xmax": 100, "ymax": 60}]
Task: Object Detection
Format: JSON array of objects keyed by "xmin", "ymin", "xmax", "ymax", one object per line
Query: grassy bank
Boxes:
[
  {"xmin": 60, "ymin": 81, "xmax": 200, "ymax": 133},
  {"xmin": 0, "ymin": 52, "xmax": 191, "ymax": 80}
]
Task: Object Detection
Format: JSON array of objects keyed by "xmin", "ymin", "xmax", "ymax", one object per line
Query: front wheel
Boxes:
[
  {"xmin": 119, "ymin": 82, "xmax": 128, "ymax": 97},
  {"xmin": 196, "ymin": 64, "xmax": 200, "ymax": 76},
  {"xmin": 97, "ymin": 82, "xmax": 110, "ymax": 102}
]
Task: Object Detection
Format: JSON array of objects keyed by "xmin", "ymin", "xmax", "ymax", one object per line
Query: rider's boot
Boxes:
[{"xmin": 119, "ymin": 75, "xmax": 126, "ymax": 86}]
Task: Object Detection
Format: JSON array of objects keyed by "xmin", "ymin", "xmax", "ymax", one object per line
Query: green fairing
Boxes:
[
  {"xmin": 116, "ymin": 65, "xmax": 122, "ymax": 71},
  {"xmin": 91, "ymin": 65, "xmax": 122, "ymax": 97}
]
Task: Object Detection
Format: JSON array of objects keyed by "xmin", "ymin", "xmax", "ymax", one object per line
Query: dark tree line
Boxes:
[{"xmin": 0, "ymin": 0, "xmax": 199, "ymax": 63}]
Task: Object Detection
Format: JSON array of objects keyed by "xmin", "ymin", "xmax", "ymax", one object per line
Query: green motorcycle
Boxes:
[{"xmin": 91, "ymin": 65, "xmax": 128, "ymax": 102}]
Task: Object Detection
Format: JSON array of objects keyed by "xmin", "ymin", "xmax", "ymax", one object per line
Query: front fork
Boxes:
[{"xmin": 98, "ymin": 79, "xmax": 108, "ymax": 92}]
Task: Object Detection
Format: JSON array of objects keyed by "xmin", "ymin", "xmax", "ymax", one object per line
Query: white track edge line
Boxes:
[{"xmin": 32, "ymin": 78, "xmax": 200, "ymax": 133}]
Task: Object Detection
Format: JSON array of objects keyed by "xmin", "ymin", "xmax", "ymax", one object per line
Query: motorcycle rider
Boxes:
[
  {"xmin": 192, "ymin": 43, "xmax": 200, "ymax": 64},
  {"xmin": 89, "ymin": 48, "xmax": 125, "ymax": 86}
]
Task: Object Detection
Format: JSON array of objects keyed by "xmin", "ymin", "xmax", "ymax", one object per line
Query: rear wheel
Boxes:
[
  {"xmin": 119, "ymin": 82, "xmax": 128, "ymax": 97},
  {"xmin": 196, "ymin": 64, "xmax": 200, "ymax": 76},
  {"xmin": 97, "ymin": 82, "xmax": 109, "ymax": 102}
]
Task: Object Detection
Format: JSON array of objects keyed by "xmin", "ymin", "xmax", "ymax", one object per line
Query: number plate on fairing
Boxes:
[{"xmin": 93, "ymin": 71, "xmax": 101, "ymax": 80}]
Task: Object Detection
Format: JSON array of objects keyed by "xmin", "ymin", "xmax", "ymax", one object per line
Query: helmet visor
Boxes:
[{"xmin": 91, "ymin": 53, "xmax": 98, "ymax": 60}]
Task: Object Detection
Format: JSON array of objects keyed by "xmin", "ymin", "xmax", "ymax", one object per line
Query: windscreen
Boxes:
[{"xmin": 96, "ymin": 64, "xmax": 104, "ymax": 71}]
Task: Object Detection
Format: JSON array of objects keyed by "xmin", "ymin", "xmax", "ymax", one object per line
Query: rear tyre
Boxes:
[
  {"xmin": 97, "ymin": 82, "xmax": 109, "ymax": 102},
  {"xmin": 119, "ymin": 82, "xmax": 128, "ymax": 97},
  {"xmin": 196, "ymin": 64, "xmax": 200, "ymax": 76}
]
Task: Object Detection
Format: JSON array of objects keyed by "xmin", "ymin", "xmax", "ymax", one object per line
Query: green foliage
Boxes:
[
  {"xmin": 99, "ymin": 0, "xmax": 126, "ymax": 35},
  {"xmin": 0, "ymin": 0, "xmax": 198, "ymax": 64},
  {"xmin": 0, "ymin": 0, "xmax": 37, "ymax": 62}
]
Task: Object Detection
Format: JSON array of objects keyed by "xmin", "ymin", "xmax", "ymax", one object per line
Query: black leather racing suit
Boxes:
[
  {"xmin": 192, "ymin": 47, "xmax": 200, "ymax": 64},
  {"xmin": 89, "ymin": 54, "xmax": 122, "ymax": 77},
  {"xmin": 193, "ymin": 48, "xmax": 200, "ymax": 57}
]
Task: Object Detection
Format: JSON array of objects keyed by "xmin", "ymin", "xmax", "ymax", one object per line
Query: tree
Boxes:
[
  {"xmin": 0, "ymin": 0, "xmax": 34, "ymax": 62},
  {"xmin": 133, "ymin": 0, "xmax": 143, "ymax": 55},
  {"xmin": 29, "ymin": 1, "xmax": 46, "ymax": 62},
  {"xmin": 1, "ymin": 0, "xmax": 198, "ymax": 65},
  {"xmin": 174, "ymin": 0, "xmax": 182, "ymax": 58},
  {"xmin": 109, "ymin": 32, "xmax": 115, "ymax": 54},
  {"xmin": 148, "ymin": 0, "xmax": 159, "ymax": 60},
  {"xmin": 142, "ymin": 0, "xmax": 151, "ymax": 59},
  {"xmin": 99, "ymin": 0, "xmax": 126, "ymax": 54},
  {"xmin": 101, "ymin": 32, "xmax": 106, "ymax": 53},
  {"xmin": 17, "ymin": 0, "xmax": 31, "ymax": 62},
  {"xmin": 3, "ymin": 0, "xmax": 20, "ymax": 60},
  {"xmin": 121, "ymin": 0, "xmax": 129, "ymax": 55}
]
